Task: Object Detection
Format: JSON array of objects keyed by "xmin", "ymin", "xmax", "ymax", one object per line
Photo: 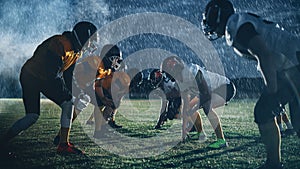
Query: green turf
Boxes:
[{"xmin": 0, "ymin": 98, "xmax": 299, "ymax": 169}]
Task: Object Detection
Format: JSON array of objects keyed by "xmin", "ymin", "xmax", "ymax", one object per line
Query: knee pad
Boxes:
[
  {"xmin": 11, "ymin": 113, "xmax": 39, "ymax": 136},
  {"xmin": 60, "ymin": 100, "xmax": 74, "ymax": 128}
]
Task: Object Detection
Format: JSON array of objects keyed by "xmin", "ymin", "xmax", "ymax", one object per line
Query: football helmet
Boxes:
[
  {"xmin": 100, "ymin": 44, "xmax": 123, "ymax": 71},
  {"xmin": 201, "ymin": 0, "xmax": 234, "ymax": 40},
  {"xmin": 101, "ymin": 44, "xmax": 123, "ymax": 71},
  {"xmin": 72, "ymin": 21, "xmax": 97, "ymax": 49},
  {"xmin": 161, "ymin": 56, "xmax": 184, "ymax": 77}
]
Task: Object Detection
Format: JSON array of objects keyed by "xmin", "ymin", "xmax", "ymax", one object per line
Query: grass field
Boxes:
[{"xmin": 0, "ymin": 98, "xmax": 299, "ymax": 169}]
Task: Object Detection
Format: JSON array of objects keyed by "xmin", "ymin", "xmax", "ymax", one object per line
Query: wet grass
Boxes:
[{"xmin": 0, "ymin": 98, "xmax": 299, "ymax": 169}]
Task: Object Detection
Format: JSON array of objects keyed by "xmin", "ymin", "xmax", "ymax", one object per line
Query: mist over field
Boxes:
[{"xmin": 0, "ymin": 0, "xmax": 299, "ymax": 98}]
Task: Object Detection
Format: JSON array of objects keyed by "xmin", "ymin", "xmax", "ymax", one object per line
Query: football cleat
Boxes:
[
  {"xmin": 93, "ymin": 130, "xmax": 108, "ymax": 139},
  {"xmin": 53, "ymin": 136, "xmax": 75, "ymax": 147},
  {"xmin": 93, "ymin": 131, "xmax": 102, "ymax": 139},
  {"xmin": 198, "ymin": 132, "xmax": 208, "ymax": 143},
  {"xmin": 0, "ymin": 146, "xmax": 17, "ymax": 159},
  {"xmin": 108, "ymin": 120, "xmax": 122, "ymax": 128},
  {"xmin": 57, "ymin": 143, "xmax": 84, "ymax": 155},
  {"xmin": 188, "ymin": 131, "xmax": 207, "ymax": 143},
  {"xmin": 208, "ymin": 139, "xmax": 228, "ymax": 149},
  {"xmin": 53, "ymin": 135, "xmax": 60, "ymax": 146},
  {"xmin": 86, "ymin": 120, "xmax": 95, "ymax": 125},
  {"xmin": 154, "ymin": 124, "xmax": 162, "ymax": 129}
]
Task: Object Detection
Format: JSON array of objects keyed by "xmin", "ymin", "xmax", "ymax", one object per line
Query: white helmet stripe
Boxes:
[{"xmin": 73, "ymin": 30, "xmax": 83, "ymax": 48}]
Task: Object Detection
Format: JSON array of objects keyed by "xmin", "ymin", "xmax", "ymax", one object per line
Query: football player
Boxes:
[
  {"xmin": 92, "ymin": 44, "xmax": 125, "ymax": 138},
  {"xmin": 202, "ymin": 0, "xmax": 300, "ymax": 168},
  {"xmin": 93, "ymin": 70, "xmax": 131, "ymax": 139},
  {"xmin": 158, "ymin": 56, "xmax": 236, "ymax": 149},
  {"xmin": 77, "ymin": 44, "xmax": 124, "ymax": 129},
  {"xmin": 150, "ymin": 68, "xmax": 182, "ymax": 129},
  {"xmin": 0, "ymin": 21, "xmax": 97, "ymax": 155},
  {"xmin": 53, "ymin": 44, "xmax": 125, "ymax": 143}
]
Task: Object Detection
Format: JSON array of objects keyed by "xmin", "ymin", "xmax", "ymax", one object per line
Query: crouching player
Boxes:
[
  {"xmin": 53, "ymin": 44, "xmax": 125, "ymax": 144},
  {"xmin": 150, "ymin": 68, "xmax": 182, "ymax": 129},
  {"xmin": 93, "ymin": 70, "xmax": 131, "ymax": 139},
  {"xmin": 158, "ymin": 56, "xmax": 235, "ymax": 149}
]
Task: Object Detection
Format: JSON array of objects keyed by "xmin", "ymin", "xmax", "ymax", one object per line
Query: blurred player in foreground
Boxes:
[
  {"xmin": 202, "ymin": 0, "xmax": 300, "ymax": 168},
  {"xmin": 0, "ymin": 21, "xmax": 97, "ymax": 155}
]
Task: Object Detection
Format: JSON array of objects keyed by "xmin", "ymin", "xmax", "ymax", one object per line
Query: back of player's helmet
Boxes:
[
  {"xmin": 161, "ymin": 56, "xmax": 184, "ymax": 74},
  {"xmin": 161, "ymin": 56, "xmax": 184, "ymax": 82},
  {"xmin": 201, "ymin": 0, "xmax": 234, "ymax": 40},
  {"xmin": 101, "ymin": 44, "xmax": 123, "ymax": 71},
  {"xmin": 72, "ymin": 21, "xmax": 97, "ymax": 49}
]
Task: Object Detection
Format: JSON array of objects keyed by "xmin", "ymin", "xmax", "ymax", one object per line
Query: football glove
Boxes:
[{"xmin": 76, "ymin": 93, "xmax": 91, "ymax": 111}]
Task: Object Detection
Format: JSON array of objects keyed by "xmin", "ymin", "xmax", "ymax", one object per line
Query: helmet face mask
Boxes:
[
  {"xmin": 109, "ymin": 55, "xmax": 123, "ymax": 71},
  {"xmin": 202, "ymin": 0, "xmax": 234, "ymax": 41},
  {"xmin": 101, "ymin": 44, "xmax": 123, "ymax": 71}
]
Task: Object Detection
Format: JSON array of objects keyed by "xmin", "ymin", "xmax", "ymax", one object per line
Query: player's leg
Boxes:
[
  {"xmin": 93, "ymin": 106, "xmax": 113, "ymax": 139},
  {"xmin": 288, "ymin": 98, "xmax": 300, "ymax": 137},
  {"xmin": 0, "ymin": 72, "xmax": 40, "ymax": 158},
  {"xmin": 281, "ymin": 113, "xmax": 292, "ymax": 128},
  {"xmin": 108, "ymin": 109, "xmax": 122, "ymax": 128},
  {"xmin": 276, "ymin": 114, "xmax": 285, "ymax": 136},
  {"xmin": 154, "ymin": 100, "xmax": 168, "ymax": 129},
  {"xmin": 53, "ymin": 107, "xmax": 80, "ymax": 146},
  {"xmin": 1, "ymin": 71, "xmax": 40, "ymax": 145},
  {"xmin": 86, "ymin": 112, "xmax": 95, "ymax": 125},
  {"xmin": 185, "ymin": 111, "xmax": 207, "ymax": 142},
  {"xmin": 192, "ymin": 111, "xmax": 204, "ymax": 133},
  {"xmin": 53, "ymin": 86, "xmax": 89, "ymax": 145},
  {"xmin": 283, "ymin": 64, "xmax": 300, "ymax": 138},
  {"xmin": 254, "ymin": 91, "xmax": 281, "ymax": 168},
  {"xmin": 204, "ymin": 94, "xmax": 227, "ymax": 148},
  {"xmin": 43, "ymin": 79, "xmax": 83, "ymax": 155},
  {"xmin": 277, "ymin": 106, "xmax": 294, "ymax": 136}
]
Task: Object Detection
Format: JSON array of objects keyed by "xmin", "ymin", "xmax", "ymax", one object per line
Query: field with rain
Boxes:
[
  {"xmin": 0, "ymin": 0, "xmax": 299, "ymax": 169},
  {"xmin": 0, "ymin": 98, "xmax": 299, "ymax": 169}
]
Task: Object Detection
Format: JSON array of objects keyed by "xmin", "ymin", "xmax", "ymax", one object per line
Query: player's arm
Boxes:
[
  {"xmin": 195, "ymin": 70, "xmax": 211, "ymax": 107},
  {"xmin": 236, "ymin": 22, "xmax": 277, "ymax": 94},
  {"xmin": 249, "ymin": 36, "xmax": 277, "ymax": 94},
  {"xmin": 94, "ymin": 79, "xmax": 113, "ymax": 106},
  {"xmin": 46, "ymin": 38, "xmax": 66, "ymax": 80},
  {"xmin": 63, "ymin": 64, "xmax": 75, "ymax": 91},
  {"xmin": 181, "ymin": 92, "xmax": 191, "ymax": 140}
]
